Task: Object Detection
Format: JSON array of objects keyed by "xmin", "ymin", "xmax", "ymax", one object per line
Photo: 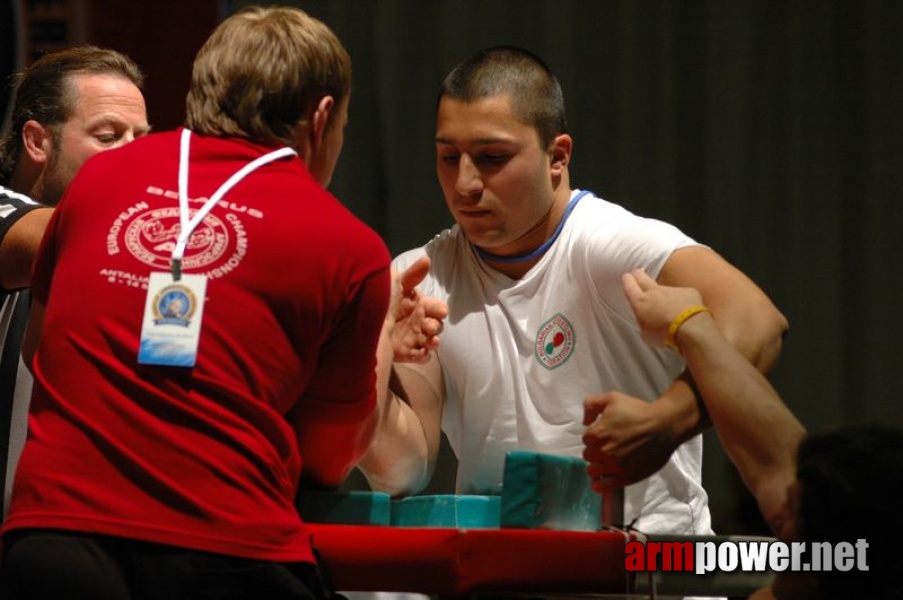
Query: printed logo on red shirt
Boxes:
[{"xmin": 103, "ymin": 187, "xmax": 260, "ymax": 288}]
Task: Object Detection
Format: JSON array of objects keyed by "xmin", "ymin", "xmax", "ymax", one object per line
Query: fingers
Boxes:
[
  {"xmin": 400, "ymin": 255, "xmax": 431, "ymax": 297},
  {"xmin": 422, "ymin": 296, "xmax": 449, "ymax": 321},
  {"xmin": 421, "ymin": 316, "xmax": 444, "ymax": 337},
  {"xmin": 622, "ymin": 269, "xmax": 656, "ymax": 305},
  {"xmin": 585, "ymin": 454, "xmax": 626, "ymax": 491},
  {"xmin": 621, "ymin": 271, "xmax": 640, "ymax": 300},
  {"xmin": 633, "ymin": 269, "xmax": 656, "ymax": 288},
  {"xmin": 583, "ymin": 394, "xmax": 610, "ymax": 425}
]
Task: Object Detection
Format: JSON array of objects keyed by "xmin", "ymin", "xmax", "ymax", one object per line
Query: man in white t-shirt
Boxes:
[{"xmin": 358, "ymin": 46, "xmax": 789, "ymax": 539}]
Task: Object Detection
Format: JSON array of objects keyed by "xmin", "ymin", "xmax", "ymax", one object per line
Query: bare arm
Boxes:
[
  {"xmin": 638, "ymin": 245, "xmax": 790, "ymax": 446},
  {"xmin": 359, "ymin": 357, "xmax": 445, "ymax": 496},
  {"xmin": 0, "ymin": 207, "xmax": 53, "ymax": 290},
  {"xmin": 357, "ymin": 256, "xmax": 448, "ymax": 496},
  {"xmin": 583, "ymin": 246, "xmax": 789, "ymax": 486},
  {"xmin": 620, "ymin": 269, "xmax": 803, "ymax": 534},
  {"xmin": 658, "ymin": 246, "xmax": 788, "ymax": 374}
]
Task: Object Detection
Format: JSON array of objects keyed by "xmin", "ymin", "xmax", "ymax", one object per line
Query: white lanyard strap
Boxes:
[{"xmin": 173, "ymin": 128, "xmax": 296, "ymax": 279}]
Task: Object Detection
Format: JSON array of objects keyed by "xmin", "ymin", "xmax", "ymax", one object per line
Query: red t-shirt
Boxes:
[{"xmin": 3, "ymin": 130, "xmax": 390, "ymax": 562}]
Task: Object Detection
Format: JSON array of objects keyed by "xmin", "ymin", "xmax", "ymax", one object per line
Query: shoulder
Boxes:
[
  {"xmin": 0, "ymin": 186, "xmax": 46, "ymax": 242},
  {"xmin": 392, "ymin": 226, "xmax": 464, "ymax": 298},
  {"xmin": 310, "ymin": 196, "xmax": 391, "ymax": 277},
  {"xmin": 394, "ymin": 226, "xmax": 462, "ymax": 267},
  {"xmin": 567, "ymin": 190, "xmax": 700, "ymax": 275},
  {"xmin": 571, "ymin": 190, "xmax": 693, "ymax": 242}
]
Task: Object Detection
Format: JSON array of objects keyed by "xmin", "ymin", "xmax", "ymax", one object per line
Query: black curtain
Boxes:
[
  {"xmin": 1, "ymin": 0, "xmax": 25, "ymax": 132},
  {"xmin": 233, "ymin": 0, "xmax": 903, "ymax": 534}
]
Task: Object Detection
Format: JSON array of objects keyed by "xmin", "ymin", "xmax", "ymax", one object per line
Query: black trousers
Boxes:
[{"xmin": 0, "ymin": 529, "xmax": 340, "ymax": 600}]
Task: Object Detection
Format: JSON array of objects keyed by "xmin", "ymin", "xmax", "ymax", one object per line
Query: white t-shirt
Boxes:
[{"xmin": 393, "ymin": 189, "xmax": 713, "ymax": 535}]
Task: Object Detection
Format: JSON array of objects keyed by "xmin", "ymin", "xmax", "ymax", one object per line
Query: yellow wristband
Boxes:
[{"xmin": 665, "ymin": 305, "xmax": 711, "ymax": 351}]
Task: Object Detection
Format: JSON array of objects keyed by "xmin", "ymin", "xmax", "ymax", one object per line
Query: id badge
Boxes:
[{"xmin": 138, "ymin": 272, "xmax": 207, "ymax": 367}]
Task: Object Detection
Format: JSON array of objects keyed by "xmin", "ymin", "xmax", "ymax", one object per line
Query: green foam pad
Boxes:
[
  {"xmin": 500, "ymin": 450, "xmax": 601, "ymax": 531},
  {"xmin": 390, "ymin": 494, "xmax": 500, "ymax": 528}
]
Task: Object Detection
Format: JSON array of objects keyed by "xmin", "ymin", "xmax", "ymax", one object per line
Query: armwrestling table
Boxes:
[{"xmin": 308, "ymin": 523, "xmax": 635, "ymax": 598}]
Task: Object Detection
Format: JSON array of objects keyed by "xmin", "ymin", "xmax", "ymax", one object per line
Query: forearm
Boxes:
[
  {"xmin": 676, "ymin": 315, "xmax": 804, "ymax": 529},
  {"xmin": 357, "ymin": 382, "xmax": 434, "ymax": 496},
  {"xmin": 651, "ymin": 249, "xmax": 789, "ymax": 448},
  {"xmin": 359, "ymin": 334, "xmax": 443, "ymax": 495},
  {"xmin": 651, "ymin": 309, "xmax": 787, "ymax": 446},
  {"xmin": 651, "ymin": 373, "xmax": 710, "ymax": 446},
  {"xmin": 359, "ymin": 316, "xmax": 432, "ymax": 495}
]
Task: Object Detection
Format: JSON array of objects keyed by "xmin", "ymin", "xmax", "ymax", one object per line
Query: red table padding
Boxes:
[{"xmin": 308, "ymin": 524, "xmax": 635, "ymax": 597}]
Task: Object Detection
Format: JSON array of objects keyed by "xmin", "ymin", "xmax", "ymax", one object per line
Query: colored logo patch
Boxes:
[
  {"xmin": 534, "ymin": 313, "xmax": 575, "ymax": 369},
  {"xmin": 152, "ymin": 284, "xmax": 197, "ymax": 327}
]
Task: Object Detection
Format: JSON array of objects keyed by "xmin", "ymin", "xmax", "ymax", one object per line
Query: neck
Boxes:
[
  {"xmin": 476, "ymin": 188, "xmax": 583, "ymax": 279},
  {"xmin": 8, "ymin": 162, "xmax": 40, "ymax": 199}
]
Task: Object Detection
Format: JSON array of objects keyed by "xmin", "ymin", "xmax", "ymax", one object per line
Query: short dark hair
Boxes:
[
  {"xmin": 439, "ymin": 45, "xmax": 567, "ymax": 148},
  {"xmin": 796, "ymin": 423, "xmax": 903, "ymax": 599},
  {"xmin": 0, "ymin": 45, "xmax": 145, "ymax": 185}
]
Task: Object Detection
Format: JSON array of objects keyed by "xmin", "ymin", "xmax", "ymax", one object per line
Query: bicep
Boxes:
[{"xmin": 658, "ymin": 246, "xmax": 788, "ymax": 370}]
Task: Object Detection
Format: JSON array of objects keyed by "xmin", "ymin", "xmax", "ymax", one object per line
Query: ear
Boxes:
[
  {"xmin": 21, "ymin": 119, "xmax": 54, "ymax": 167},
  {"xmin": 310, "ymin": 95, "xmax": 335, "ymax": 150},
  {"xmin": 549, "ymin": 133, "xmax": 572, "ymax": 176}
]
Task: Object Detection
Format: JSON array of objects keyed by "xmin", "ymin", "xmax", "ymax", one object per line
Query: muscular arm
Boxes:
[
  {"xmin": 357, "ymin": 256, "xmax": 448, "ymax": 496},
  {"xmin": 675, "ymin": 308, "xmax": 801, "ymax": 533},
  {"xmin": 584, "ymin": 246, "xmax": 789, "ymax": 486},
  {"xmin": 0, "ymin": 207, "xmax": 52, "ymax": 290},
  {"xmin": 651, "ymin": 245, "xmax": 789, "ymax": 443},
  {"xmin": 621, "ymin": 270, "xmax": 803, "ymax": 534},
  {"xmin": 659, "ymin": 246, "xmax": 788, "ymax": 374},
  {"xmin": 358, "ymin": 356, "xmax": 445, "ymax": 496}
]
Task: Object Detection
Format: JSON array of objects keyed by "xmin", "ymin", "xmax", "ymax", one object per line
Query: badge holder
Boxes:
[{"xmin": 138, "ymin": 259, "xmax": 207, "ymax": 367}]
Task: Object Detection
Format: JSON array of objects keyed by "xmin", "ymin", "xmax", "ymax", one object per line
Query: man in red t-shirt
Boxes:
[{"xmin": 0, "ymin": 6, "xmax": 444, "ymax": 599}]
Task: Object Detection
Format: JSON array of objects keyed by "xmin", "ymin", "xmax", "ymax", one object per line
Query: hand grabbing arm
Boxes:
[
  {"xmin": 584, "ymin": 247, "xmax": 789, "ymax": 488},
  {"xmin": 614, "ymin": 269, "xmax": 804, "ymax": 534}
]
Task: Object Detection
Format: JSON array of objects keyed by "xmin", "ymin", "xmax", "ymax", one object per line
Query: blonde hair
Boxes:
[{"xmin": 185, "ymin": 5, "xmax": 351, "ymax": 147}]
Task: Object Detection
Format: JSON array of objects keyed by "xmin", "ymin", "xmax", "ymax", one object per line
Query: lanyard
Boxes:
[{"xmin": 172, "ymin": 128, "xmax": 297, "ymax": 280}]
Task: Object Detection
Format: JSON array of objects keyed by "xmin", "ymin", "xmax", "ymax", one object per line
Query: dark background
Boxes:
[{"xmin": 3, "ymin": 0, "xmax": 902, "ymax": 536}]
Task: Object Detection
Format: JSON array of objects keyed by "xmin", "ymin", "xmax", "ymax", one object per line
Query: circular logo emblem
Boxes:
[
  {"xmin": 152, "ymin": 284, "xmax": 197, "ymax": 327},
  {"xmin": 534, "ymin": 313, "xmax": 576, "ymax": 370},
  {"xmin": 124, "ymin": 206, "xmax": 230, "ymax": 271}
]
